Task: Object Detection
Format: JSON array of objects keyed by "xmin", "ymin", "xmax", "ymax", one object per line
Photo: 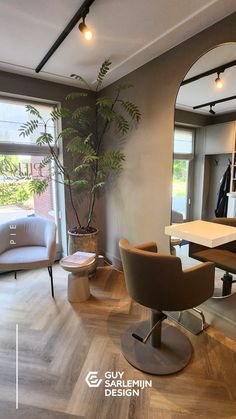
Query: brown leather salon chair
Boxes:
[
  {"xmin": 189, "ymin": 218, "xmax": 236, "ymax": 297},
  {"xmin": 119, "ymin": 239, "xmax": 215, "ymax": 375}
]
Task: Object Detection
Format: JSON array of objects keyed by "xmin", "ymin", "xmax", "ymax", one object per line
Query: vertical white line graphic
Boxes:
[{"xmin": 16, "ymin": 324, "xmax": 19, "ymax": 409}]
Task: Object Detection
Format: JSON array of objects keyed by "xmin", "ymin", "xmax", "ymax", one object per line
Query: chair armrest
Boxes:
[
  {"xmin": 135, "ymin": 241, "xmax": 158, "ymax": 253},
  {"xmin": 213, "ymin": 217, "xmax": 236, "ymax": 228},
  {"xmin": 180, "ymin": 262, "xmax": 215, "ymax": 309}
]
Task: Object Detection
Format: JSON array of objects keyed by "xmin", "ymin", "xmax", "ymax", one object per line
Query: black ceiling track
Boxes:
[
  {"xmin": 35, "ymin": 0, "xmax": 96, "ymax": 73},
  {"xmin": 193, "ymin": 95, "xmax": 236, "ymax": 110},
  {"xmin": 181, "ymin": 59, "xmax": 236, "ymax": 86}
]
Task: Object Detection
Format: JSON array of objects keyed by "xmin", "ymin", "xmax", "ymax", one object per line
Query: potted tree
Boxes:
[{"xmin": 19, "ymin": 60, "xmax": 141, "ymax": 257}]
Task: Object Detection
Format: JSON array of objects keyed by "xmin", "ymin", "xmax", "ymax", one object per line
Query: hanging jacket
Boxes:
[{"xmin": 215, "ymin": 163, "xmax": 231, "ymax": 217}]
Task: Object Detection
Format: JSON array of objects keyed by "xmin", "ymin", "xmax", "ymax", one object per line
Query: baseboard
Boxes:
[{"xmin": 103, "ymin": 250, "xmax": 123, "ymax": 271}]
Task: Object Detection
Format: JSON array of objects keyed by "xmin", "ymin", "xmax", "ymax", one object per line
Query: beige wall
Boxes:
[
  {"xmin": 0, "ymin": 12, "xmax": 236, "ymax": 263},
  {"xmin": 101, "ymin": 12, "xmax": 236, "ymax": 266}
]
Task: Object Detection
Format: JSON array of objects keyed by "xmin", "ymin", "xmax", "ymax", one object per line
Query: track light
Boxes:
[
  {"xmin": 79, "ymin": 11, "xmax": 93, "ymax": 40},
  {"xmin": 209, "ymin": 105, "xmax": 216, "ymax": 115},
  {"xmin": 215, "ymin": 72, "xmax": 223, "ymax": 89}
]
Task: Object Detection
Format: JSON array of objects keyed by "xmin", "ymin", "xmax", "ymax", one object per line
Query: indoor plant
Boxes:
[{"xmin": 19, "ymin": 60, "xmax": 141, "ymax": 255}]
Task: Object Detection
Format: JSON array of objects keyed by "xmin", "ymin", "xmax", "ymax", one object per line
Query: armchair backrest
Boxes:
[
  {"xmin": 119, "ymin": 238, "xmax": 183, "ymax": 311},
  {"xmin": 0, "ymin": 217, "xmax": 56, "ymax": 253}
]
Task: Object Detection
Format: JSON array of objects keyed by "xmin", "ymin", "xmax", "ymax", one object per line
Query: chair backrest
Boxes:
[
  {"xmin": 213, "ymin": 217, "xmax": 236, "ymax": 252},
  {"xmin": 0, "ymin": 216, "xmax": 56, "ymax": 252},
  {"xmin": 171, "ymin": 210, "xmax": 184, "ymax": 224},
  {"xmin": 119, "ymin": 238, "xmax": 184, "ymax": 311}
]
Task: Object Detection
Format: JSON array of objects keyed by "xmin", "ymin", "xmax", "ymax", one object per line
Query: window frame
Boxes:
[
  {"xmin": 0, "ymin": 95, "xmax": 63, "ymax": 257},
  {"xmin": 173, "ymin": 126, "xmax": 195, "ymax": 221}
]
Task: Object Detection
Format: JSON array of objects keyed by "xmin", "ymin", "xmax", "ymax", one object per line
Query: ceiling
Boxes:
[
  {"xmin": 176, "ymin": 44, "xmax": 236, "ymax": 115},
  {"xmin": 0, "ymin": 0, "xmax": 236, "ymax": 90}
]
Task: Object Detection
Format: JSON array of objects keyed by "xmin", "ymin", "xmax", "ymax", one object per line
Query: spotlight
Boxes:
[
  {"xmin": 209, "ymin": 105, "xmax": 216, "ymax": 115},
  {"xmin": 79, "ymin": 15, "xmax": 93, "ymax": 40},
  {"xmin": 215, "ymin": 72, "xmax": 223, "ymax": 89}
]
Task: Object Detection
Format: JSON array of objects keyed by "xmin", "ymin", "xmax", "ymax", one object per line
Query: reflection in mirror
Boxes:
[{"xmin": 172, "ymin": 43, "xmax": 236, "ymax": 224}]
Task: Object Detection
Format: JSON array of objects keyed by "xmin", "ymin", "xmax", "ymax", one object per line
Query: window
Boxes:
[
  {"xmin": 172, "ymin": 127, "xmax": 194, "ymax": 220},
  {"xmin": 173, "ymin": 127, "xmax": 193, "ymax": 154},
  {"xmin": 0, "ymin": 99, "xmax": 55, "ymax": 146},
  {"xmin": 0, "ymin": 97, "xmax": 61, "ymax": 249}
]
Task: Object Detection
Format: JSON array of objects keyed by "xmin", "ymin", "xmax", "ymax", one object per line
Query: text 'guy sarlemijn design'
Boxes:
[{"xmin": 85, "ymin": 371, "xmax": 152, "ymax": 397}]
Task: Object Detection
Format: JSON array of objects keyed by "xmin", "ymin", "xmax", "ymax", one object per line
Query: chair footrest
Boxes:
[{"xmin": 166, "ymin": 310, "xmax": 209, "ymax": 335}]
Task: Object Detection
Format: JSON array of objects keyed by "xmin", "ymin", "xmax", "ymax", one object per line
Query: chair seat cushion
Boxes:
[
  {"xmin": 191, "ymin": 249, "xmax": 236, "ymax": 274},
  {"xmin": 0, "ymin": 246, "xmax": 50, "ymax": 270}
]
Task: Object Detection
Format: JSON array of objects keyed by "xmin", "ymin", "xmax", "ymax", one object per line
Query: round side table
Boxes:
[{"xmin": 60, "ymin": 256, "xmax": 96, "ymax": 302}]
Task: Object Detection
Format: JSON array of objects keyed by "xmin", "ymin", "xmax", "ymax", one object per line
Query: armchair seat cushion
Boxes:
[
  {"xmin": 191, "ymin": 249, "xmax": 236, "ymax": 274},
  {"xmin": 0, "ymin": 246, "xmax": 50, "ymax": 270}
]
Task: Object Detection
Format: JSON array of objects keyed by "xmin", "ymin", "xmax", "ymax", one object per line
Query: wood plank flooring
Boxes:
[{"xmin": 0, "ymin": 264, "xmax": 235, "ymax": 419}]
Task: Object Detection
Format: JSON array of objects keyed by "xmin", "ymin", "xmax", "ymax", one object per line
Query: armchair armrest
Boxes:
[
  {"xmin": 0, "ymin": 223, "xmax": 10, "ymax": 255},
  {"xmin": 213, "ymin": 217, "xmax": 236, "ymax": 228},
  {"xmin": 135, "ymin": 241, "xmax": 158, "ymax": 253},
  {"xmin": 180, "ymin": 262, "xmax": 215, "ymax": 309}
]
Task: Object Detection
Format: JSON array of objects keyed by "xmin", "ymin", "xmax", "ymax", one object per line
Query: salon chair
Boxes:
[{"xmin": 119, "ymin": 239, "xmax": 214, "ymax": 375}]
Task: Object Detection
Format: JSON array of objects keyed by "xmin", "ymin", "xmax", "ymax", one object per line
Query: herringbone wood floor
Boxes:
[{"xmin": 0, "ymin": 264, "xmax": 235, "ymax": 419}]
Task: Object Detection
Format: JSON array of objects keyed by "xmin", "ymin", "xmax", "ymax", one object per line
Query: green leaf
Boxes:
[
  {"xmin": 19, "ymin": 120, "xmax": 39, "ymax": 137},
  {"xmin": 70, "ymin": 74, "xmax": 91, "ymax": 90},
  {"xmin": 114, "ymin": 114, "xmax": 129, "ymax": 135},
  {"xmin": 25, "ymin": 105, "xmax": 43, "ymax": 120},
  {"xmin": 83, "ymin": 153, "xmax": 98, "ymax": 163},
  {"xmin": 36, "ymin": 133, "xmax": 53, "ymax": 145},
  {"xmin": 92, "ymin": 182, "xmax": 105, "ymax": 192},
  {"xmin": 39, "ymin": 156, "xmax": 52, "ymax": 169},
  {"xmin": 74, "ymin": 163, "xmax": 89, "ymax": 174},
  {"xmin": 120, "ymin": 101, "xmax": 141, "ymax": 122},
  {"xmin": 50, "ymin": 107, "xmax": 71, "ymax": 121},
  {"xmin": 97, "ymin": 59, "xmax": 112, "ymax": 89},
  {"xmin": 58, "ymin": 127, "xmax": 78, "ymax": 139},
  {"xmin": 96, "ymin": 97, "xmax": 113, "ymax": 107},
  {"xmin": 29, "ymin": 179, "xmax": 49, "ymax": 195},
  {"xmin": 67, "ymin": 136, "xmax": 96, "ymax": 162},
  {"xmin": 98, "ymin": 106, "xmax": 116, "ymax": 122},
  {"xmin": 72, "ymin": 105, "xmax": 91, "ymax": 128},
  {"xmin": 99, "ymin": 150, "xmax": 125, "ymax": 176},
  {"xmin": 71, "ymin": 179, "xmax": 89, "ymax": 190},
  {"xmin": 66, "ymin": 91, "xmax": 88, "ymax": 100},
  {"xmin": 84, "ymin": 133, "xmax": 93, "ymax": 144}
]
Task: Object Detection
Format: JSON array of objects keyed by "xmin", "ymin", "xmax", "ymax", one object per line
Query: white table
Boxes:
[{"xmin": 165, "ymin": 220, "xmax": 236, "ymax": 248}]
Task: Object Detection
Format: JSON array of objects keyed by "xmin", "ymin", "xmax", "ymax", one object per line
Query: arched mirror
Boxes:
[{"xmin": 172, "ymin": 43, "xmax": 236, "ymax": 224}]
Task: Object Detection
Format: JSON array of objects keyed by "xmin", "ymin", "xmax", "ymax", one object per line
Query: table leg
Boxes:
[{"xmin": 68, "ymin": 272, "xmax": 90, "ymax": 302}]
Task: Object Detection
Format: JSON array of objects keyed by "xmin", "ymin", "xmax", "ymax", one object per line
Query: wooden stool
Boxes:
[{"xmin": 60, "ymin": 254, "xmax": 96, "ymax": 302}]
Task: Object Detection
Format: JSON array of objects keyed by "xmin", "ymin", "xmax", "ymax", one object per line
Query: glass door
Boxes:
[
  {"xmin": 172, "ymin": 127, "xmax": 194, "ymax": 222},
  {"xmin": 172, "ymin": 159, "xmax": 192, "ymax": 220}
]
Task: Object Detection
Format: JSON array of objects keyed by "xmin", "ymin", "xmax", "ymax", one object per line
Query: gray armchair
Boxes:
[
  {"xmin": 0, "ymin": 217, "xmax": 56, "ymax": 297},
  {"xmin": 119, "ymin": 238, "xmax": 215, "ymax": 375}
]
